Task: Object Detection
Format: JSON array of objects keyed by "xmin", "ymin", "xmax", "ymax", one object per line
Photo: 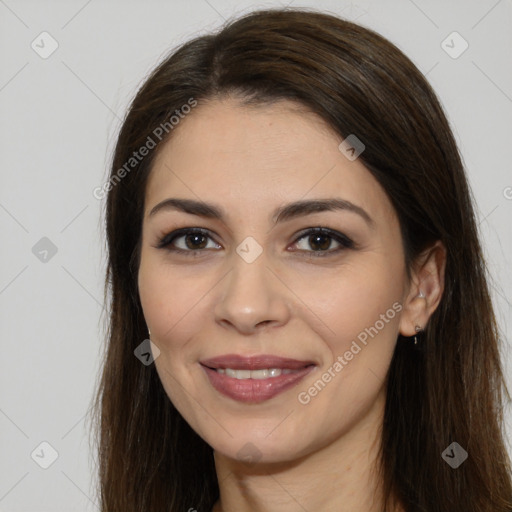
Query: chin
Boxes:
[{"xmin": 212, "ymin": 436, "xmax": 310, "ymax": 467}]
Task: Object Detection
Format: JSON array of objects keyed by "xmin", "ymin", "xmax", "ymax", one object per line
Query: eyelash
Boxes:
[{"xmin": 155, "ymin": 227, "xmax": 355, "ymax": 258}]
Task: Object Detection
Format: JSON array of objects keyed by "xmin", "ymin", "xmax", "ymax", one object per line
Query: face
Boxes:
[{"xmin": 137, "ymin": 97, "xmax": 413, "ymax": 464}]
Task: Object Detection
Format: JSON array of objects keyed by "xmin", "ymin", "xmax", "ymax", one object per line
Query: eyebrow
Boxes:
[{"xmin": 148, "ymin": 197, "xmax": 374, "ymax": 227}]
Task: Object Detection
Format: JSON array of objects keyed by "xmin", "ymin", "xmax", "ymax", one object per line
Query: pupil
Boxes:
[
  {"xmin": 186, "ymin": 234, "xmax": 207, "ymax": 250},
  {"xmin": 310, "ymin": 234, "xmax": 330, "ymax": 251},
  {"xmin": 183, "ymin": 233, "xmax": 332, "ymax": 251}
]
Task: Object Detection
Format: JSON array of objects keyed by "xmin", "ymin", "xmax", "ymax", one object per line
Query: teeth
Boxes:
[{"xmin": 217, "ymin": 368, "xmax": 299, "ymax": 379}]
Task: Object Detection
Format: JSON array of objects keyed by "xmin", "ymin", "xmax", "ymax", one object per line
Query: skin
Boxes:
[{"xmin": 137, "ymin": 97, "xmax": 446, "ymax": 512}]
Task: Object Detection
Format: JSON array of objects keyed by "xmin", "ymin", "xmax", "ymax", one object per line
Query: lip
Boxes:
[
  {"xmin": 200, "ymin": 354, "xmax": 316, "ymax": 370},
  {"xmin": 200, "ymin": 354, "xmax": 316, "ymax": 403}
]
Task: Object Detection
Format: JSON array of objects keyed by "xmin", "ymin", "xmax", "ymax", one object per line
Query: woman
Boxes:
[{"xmin": 90, "ymin": 8, "xmax": 512, "ymax": 511}]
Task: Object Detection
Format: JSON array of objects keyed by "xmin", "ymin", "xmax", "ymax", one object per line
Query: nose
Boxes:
[{"xmin": 214, "ymin": 253, "xmax": 291, "ymax": 335}]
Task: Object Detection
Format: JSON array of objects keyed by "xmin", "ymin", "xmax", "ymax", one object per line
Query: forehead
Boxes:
[{"xmin": 145, "ymin": 98, "xmax": 396, "ymax": 225}]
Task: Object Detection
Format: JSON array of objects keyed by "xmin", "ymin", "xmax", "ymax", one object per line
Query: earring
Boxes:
[
  {"xmin": 413, "ymin": 324, "xmax": 422, "ymax": 345},
  {"xmin": 148, "ymin": 328, "xmax": 151, "ymax": 338}
]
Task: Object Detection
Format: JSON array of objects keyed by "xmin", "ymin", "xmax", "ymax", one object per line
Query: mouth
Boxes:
[
  {"xmin": 200, "ymin": 354, "xmax": 317, "ymax": 403},
  {"xmin": 213, "ymin": 367, "xmax": 303, "ymax": 379}
]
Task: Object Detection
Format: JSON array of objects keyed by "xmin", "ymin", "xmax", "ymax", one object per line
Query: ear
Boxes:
[{"xmin": 399, "ymin": 240, "xmax": 447, "ymax": 337}]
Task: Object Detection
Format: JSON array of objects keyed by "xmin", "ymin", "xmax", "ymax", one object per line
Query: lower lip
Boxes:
[{"xmin": 201, "ymin": 365, "xmax": 315, "ymax": 403}]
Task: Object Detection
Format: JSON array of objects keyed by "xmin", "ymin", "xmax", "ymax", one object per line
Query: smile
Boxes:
[
  {"xmin": 200, "ymin": 354, "xmax": 317, "ymax": 403},
  {"xmin": 215, "ymin": 368, "xmax": 300, "ymax": 379}
]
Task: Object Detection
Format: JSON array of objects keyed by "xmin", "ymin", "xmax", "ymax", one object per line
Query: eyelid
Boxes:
[
  {"xmin": 155, "ymin": 226, "xmax": 355, "ymax": 256},
  {"xmin": 289, "ymin": 227, "xmax": 355, "ymax": 257},
  {"xmin": 292, "ymin": 227, "xmax": 354, "ymax": 248},
  {"xmin": 155, "ymin": 227, "xmax": 219, "ymax": 250}
]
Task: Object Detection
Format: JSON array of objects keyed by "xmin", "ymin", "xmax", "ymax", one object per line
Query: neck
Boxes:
[{"xmin": 211, "ymin": 389, "xmax": 401, "ymax": 512}]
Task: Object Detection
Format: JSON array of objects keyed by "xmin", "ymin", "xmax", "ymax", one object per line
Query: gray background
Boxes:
[{"xmin": 1, "ymin": 0, "xmax": 511, "ymax": 510}]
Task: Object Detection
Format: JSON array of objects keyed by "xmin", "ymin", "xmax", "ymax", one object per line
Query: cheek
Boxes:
[
  {"xmin": 290, "ymin": 264, "xmax": 403, "ymax": 439},
  {"xmin": 291, "ymin": 258, "xmax": 404, "ymax": 353},
  {"xmin": 138, "ymin": 258, "xmax": 205, "ymax": 346},
  {"xmin": 138, "ymin": 260, "xmax": 204, "ymax": 408}
]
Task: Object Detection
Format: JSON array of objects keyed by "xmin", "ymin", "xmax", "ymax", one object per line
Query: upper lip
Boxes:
[{"xmin": 200, "ymin": 354, "xmax": 316, "ymax": 370}]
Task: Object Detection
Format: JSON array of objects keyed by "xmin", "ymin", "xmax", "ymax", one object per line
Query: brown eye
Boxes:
[
  {"xmin": 291, "ymin": 227, "xmax": 354, "ymax": 257},
  {"xmin": 306, "ymin": 233, "xmax": 333, "ymax": 251},
  {"xmin": 157, "ymin": 228, "xmax": 221, "ymax": 253},
  {"xmin": 183, "ymin": 233, "xmax": 208, "ymax": 250}
]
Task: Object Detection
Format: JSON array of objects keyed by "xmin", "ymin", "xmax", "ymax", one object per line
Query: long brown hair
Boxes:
[{"xmin": 89, "ymin": 8, "xmax": 512, "ymax": 511}]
